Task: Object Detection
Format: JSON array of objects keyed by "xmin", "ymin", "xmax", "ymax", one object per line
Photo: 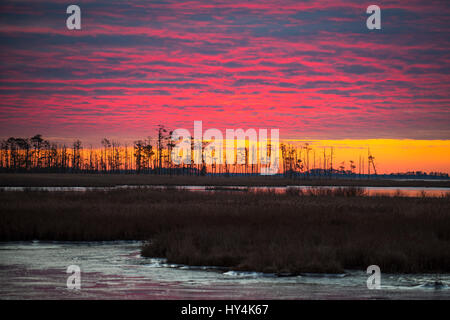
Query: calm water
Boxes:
[
  {"xmin": 1, "ymin": 185, "xmax": 449, "ymax": 197},
  {"xmin": 0, "ymin": 242, "xmax": 449, "ymax": 300}
]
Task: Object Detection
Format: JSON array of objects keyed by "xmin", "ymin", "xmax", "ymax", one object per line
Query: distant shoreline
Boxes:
[{"xmin": 1, "ymin": 173, "xmax": 450, "ymax": 188}]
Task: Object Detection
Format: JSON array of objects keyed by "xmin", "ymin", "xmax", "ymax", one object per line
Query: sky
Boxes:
[{"xmin": 0, "ymin": 0, "xmax": 449, "ymax": 172}]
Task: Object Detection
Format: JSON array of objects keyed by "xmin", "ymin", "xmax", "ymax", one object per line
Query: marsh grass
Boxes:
[{"xmin": 1, "ymin": 188, "xmax": 449, "ymax": 274}]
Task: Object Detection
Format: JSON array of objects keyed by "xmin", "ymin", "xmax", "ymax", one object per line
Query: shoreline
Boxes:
[
  {"xmin": 2, "ymin": 241, "xmax": 448, "ymax": 300},
  {"xmin": 1, "ymin": 173, "xmax": 450, "ymax": 188}
]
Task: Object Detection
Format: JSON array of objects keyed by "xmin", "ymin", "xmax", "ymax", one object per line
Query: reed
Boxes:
[{"xmin": 1, "ymin": 188, "xmax": 449, "ymax": 274}]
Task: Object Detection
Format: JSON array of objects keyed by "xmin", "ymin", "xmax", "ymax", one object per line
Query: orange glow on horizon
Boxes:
[{"xmin": 285, "ymin": 139, "xmax": 450, "ymax": 174}]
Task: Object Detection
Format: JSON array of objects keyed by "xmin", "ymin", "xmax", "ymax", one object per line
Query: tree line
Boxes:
[
  {"xmin": 1, "ymin": 128, "xmax": 448, "ymax": 178},
  {"xmin": 0, "ymin": 126, "xmax": 175, "ymax": 174}
]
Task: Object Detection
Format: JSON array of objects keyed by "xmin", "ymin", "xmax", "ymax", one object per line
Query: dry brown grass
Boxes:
[{"xmin": 1, "ymin": 188, "xmax": 449, "ymax": 274}]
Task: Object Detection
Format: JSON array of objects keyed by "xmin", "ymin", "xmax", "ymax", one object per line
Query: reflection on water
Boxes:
[
  {"xmin": 0, "ymin": 242, "xmax": 449, "ymax": 300},
  {"xmin": 1, "ymin": 185, "xmax": 449, "ymax": 197}
]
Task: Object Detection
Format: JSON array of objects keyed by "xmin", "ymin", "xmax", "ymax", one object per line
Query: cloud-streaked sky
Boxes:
[{"xmin": 0, "ymin": 0, "xmax": 449, "ymax": 143}]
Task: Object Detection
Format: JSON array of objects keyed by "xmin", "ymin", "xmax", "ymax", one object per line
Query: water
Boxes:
[
  {"xmin": 0, "ymin": 242, "xmax": 449, "ymax": 300},
  {"xmin": 0, "ymin": 185, "xmax": 449, "ymax": 197}
]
